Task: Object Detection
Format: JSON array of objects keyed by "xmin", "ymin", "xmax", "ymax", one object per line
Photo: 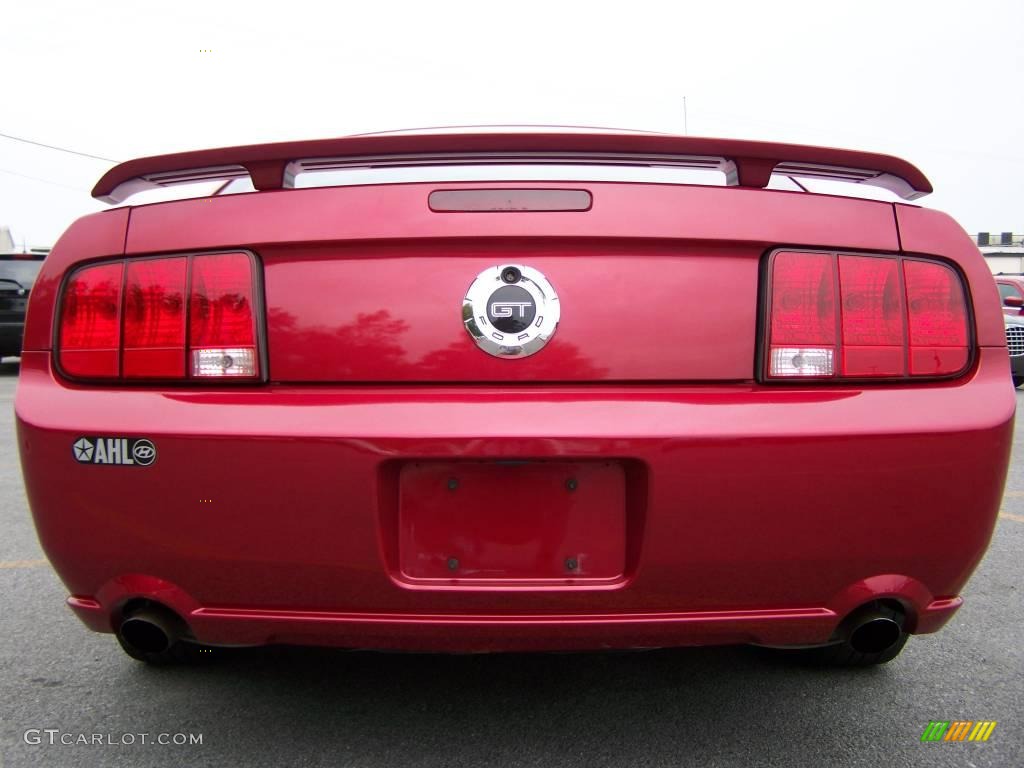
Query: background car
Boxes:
[
  {"xmin": 1006, "ymin": 313, "xmax": 1024, "ymax": 388},
  {"xmin": 994, "ymin": 275, "xmax": 1024, "ymax": 317},
  {"xmin": 0, "ymin": 251, "xmax": 47, "ymax": 359}
]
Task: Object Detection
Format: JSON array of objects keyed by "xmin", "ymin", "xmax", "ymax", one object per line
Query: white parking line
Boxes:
[
  {"xmin": 1000, "ymin": 490, "xmax": 1024, "ymax": 522},
  {"xmin": 0, "ymin": 559, "xmax": 49, "ymax": 569}
]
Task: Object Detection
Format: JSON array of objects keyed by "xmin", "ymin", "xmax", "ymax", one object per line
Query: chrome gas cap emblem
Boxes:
[{"xmin": 463, "ymin": 264, "xmax": 560, "ymax": 358}]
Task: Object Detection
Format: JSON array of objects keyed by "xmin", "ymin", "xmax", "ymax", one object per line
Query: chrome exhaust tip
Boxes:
[
  {"xmin": 118, "ymin": 607, "xmax": 181, "ymax": 655},
  {"xmin": 848, "ymin": 613, "xmax": 903, "ymax": 655}
]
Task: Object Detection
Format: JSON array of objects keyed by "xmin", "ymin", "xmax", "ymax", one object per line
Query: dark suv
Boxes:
[{"xmin": 0, "ymin": 253, "xmax": 47, "ymax": 358}]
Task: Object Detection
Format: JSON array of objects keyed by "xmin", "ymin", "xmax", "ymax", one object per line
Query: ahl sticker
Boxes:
[{"xmin": 72, "ymin": 437, "xmax": 157, "ymax": 467}]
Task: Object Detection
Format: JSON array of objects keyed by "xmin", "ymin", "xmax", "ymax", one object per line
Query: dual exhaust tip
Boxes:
[
  {"xmin": 843, "ymin": 614, "xmax": 901, "ymax": 655},
  {"xmin": 846, "ymin": 607, "xmax": 904, "ymax": 655},
  {"xmin": 118, "ymin": 606, "xmax": 182, "ymax": 656}
]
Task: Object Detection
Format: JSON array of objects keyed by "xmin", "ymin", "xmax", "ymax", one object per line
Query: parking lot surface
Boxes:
[{"xmin": 0, "ymin": 360, "xmax": 1021, "ymax": 767}]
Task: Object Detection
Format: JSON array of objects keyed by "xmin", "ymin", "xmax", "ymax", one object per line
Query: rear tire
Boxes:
[{"xmin": 1013, "ymin": 376, "xmax": 1024, "ymax": 389}]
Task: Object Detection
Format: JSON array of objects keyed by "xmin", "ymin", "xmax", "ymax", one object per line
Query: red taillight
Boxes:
[
  {"xmin": 57, "ymin": 252, "xmax": 260, "ymax": 382},
  {"xmin": 904, "ymin": 259, "xmax": 969, "ymax": 376},
  {"xmin": 188, "ymin": 253, "xmax": 258, "ymax": 378},
  {"xmin": 58, "ymin": 261, "xmax": 124, "ymax": 378},
  {"xmin": 839, "ymin": 255, "xmax": 905, "ymax": 377},
  {"xmin": 765, "ymin": 251, "xmax": 970, "ymax": 381},
  {"xmin": 770, "ymin": 252, "xmax": 837, "ymax": 346},
  {"xmin": 123, "ymin": 257, "xmax": 187, "ymax": 378},
  {"xmin": 768, "ymin": 252, "xmax": 836, "ymax": 377}
]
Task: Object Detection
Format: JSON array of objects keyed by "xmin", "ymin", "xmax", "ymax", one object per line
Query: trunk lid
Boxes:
[{"xmin": 123, "ymin": 180, "xmax": 901, "ymax": 382}]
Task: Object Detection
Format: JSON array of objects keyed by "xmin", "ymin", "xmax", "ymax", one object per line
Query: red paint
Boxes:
[
  {"xmin": 90, "ymin": 131, "xmax": 932, "ymax": 202},
  {"xmin": 22, "ymin": 208, "xmax": 128, "ymax": 352},
  {"xmin": 17, "ymin": 345, "xmax": 1012, "ymax": 649},
  {"xmin": 995, "ymin": 277, "xmax": 1024, "ymax": 317},
  {"xmin": 397, "ymin": 461, "xmax": 626, "ymax": 582},
  {"xmin": 14, "ymin": 136, "xmax": 1015, "ymax": 653},
  {"xmin": 894, "ymin": 205, "xmax": 1004, "ymax": 346},
  {"xmin": 264, "ymin": 245, "xmax": 758, "ymax": 382}
]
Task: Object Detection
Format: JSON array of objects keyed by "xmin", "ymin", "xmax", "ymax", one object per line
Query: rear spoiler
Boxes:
[{"xmin": 91, "ymin": 132, "xmax": 932, "ymax": 204}]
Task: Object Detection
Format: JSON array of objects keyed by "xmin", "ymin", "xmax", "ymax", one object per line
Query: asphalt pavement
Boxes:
[{"xmin": 0, "ymin": 359, "xmax": 1021, "ymax": 767}]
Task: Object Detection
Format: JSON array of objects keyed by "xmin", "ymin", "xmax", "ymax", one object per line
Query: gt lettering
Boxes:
[{"xmin": 489, "ymin": 301, "xmax": 532, "ymax": 318}]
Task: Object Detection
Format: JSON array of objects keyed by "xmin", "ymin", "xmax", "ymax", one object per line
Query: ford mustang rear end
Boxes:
[{"xmin": 16, "ymin": 130, "xmax": 1014, "ymax": 665}]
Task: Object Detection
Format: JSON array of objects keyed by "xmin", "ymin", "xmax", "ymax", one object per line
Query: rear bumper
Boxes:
[
  {"xmin": 17, "ymin": 349, "xmax": 1014, "ymax": 651},
  {"xmin": 66, "ymin": 592, "xmax": 963, "ymax": 652}
]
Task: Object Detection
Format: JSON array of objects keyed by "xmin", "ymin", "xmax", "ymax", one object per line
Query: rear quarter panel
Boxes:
[
  {"xmin": 21, "ymin": 208, "xmax": 129, "ymax": 352},
  {"xmin": 895, "ymin": 204, "xmax": 1004, "ymax": 348}
]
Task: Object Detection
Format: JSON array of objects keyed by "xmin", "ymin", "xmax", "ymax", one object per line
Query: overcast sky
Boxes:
[{"xmin": 2, "ymin": 0, "xmax": 1022, "ymax": 247}]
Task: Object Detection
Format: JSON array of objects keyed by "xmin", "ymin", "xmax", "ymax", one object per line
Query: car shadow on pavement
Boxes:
[{"xmin": 116, "ymin": 643, "xmax": 895, "ymax": 765}]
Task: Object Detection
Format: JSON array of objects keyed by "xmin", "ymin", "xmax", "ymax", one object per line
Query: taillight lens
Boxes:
[
  {"xmin": 839, "ymin": 255, "xmax": 904, "ymax": 377},
  {"xmin": 765, "ymin": 251, "xmax": 970, "ymax": 381},
  {"xmin": 58, "ymin": 252, "xmax": 261, "ymax": 381},
  {"xmin": 904, "ymin": 259, "xmax": 969, "ymax": 375},
  {"xmin": 188, "ymin": 253, "xmax": 258, "ymax": 377},
  {"xmin": 767, "ymin": 252, "xmax": 836, "ymax": 377},
  {"xmin": 123, "ymin": 257, "xmax": 187, "ymax": 378},
  {"xmin": 58, "ymin": 262, "xmax": 124, "ymax": 378}
]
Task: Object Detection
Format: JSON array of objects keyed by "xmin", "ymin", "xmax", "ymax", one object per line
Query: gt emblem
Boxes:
[
  {"xmin": 463, "ymin": 265, "xmax": 560, "ymax": 358},
  {"xmin": 489, "ymin": 301, "xmax": 532, "ymax": 318}
]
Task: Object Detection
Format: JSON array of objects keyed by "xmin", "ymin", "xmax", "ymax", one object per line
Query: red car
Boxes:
[
  {"xmin": 996, "ymin": 275, "xmax": 1024, "ymax": 317},
  {"xmin": 16, "ymin": 131, "xmax": 1014, "ymax": 666}
]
